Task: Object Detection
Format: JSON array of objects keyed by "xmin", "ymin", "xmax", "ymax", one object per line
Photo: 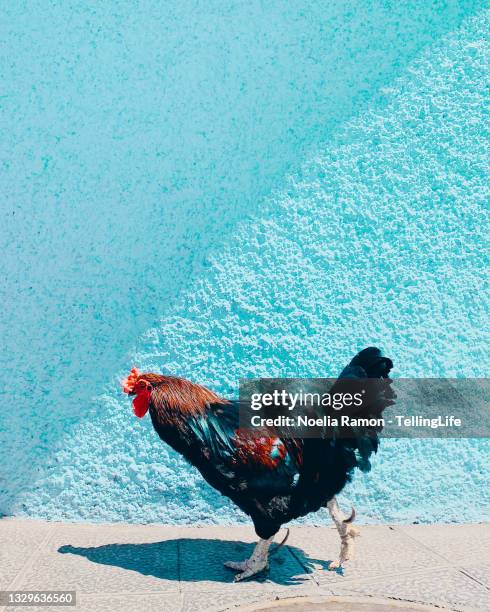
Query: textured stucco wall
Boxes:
[{"xmin": 1, "ymin": 2, "xmax": 489, "ymax": 524}]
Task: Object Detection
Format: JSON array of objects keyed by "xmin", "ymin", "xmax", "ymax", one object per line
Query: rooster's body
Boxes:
[{"xmin": 123, "ymin": 347, "xmax": 393, "ymax": 580}]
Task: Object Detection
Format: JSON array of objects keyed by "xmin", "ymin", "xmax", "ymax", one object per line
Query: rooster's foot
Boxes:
[
  {"xmin": 224, "ymin": 557, "xmax": 269, "ymax": 580},
  {"xmin": 224, "ymin": 560, "xmax": 247, "ymax": 571},
  {"xmin": 328, "ymin": 559, "xmax": 343, "ymax": 570},
  {"xmin": 234, "ymin": 558, "xmax": 269, "ymax": 582},
  {"xmin": 326, "ymin": 498, "xmax": 360, "ymax": 571},
  {"xmin": 225, "ymin": 536, "xmax": 273, "ymax": 582}
]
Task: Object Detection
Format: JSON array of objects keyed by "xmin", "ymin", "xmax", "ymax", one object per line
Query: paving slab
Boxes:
[
  {"xmin": 177, "ymin": 526, "xmax": 312, "ymax": 594},
  {"xmin": 324, "ymin": 567, "xmax": 490, "ymax": 612},
  {"xmin": 397, "ymin": 524, "xmax": 490, "ymax": 566},
  {"xmin": 286, "ymin": 525, "xmax": 448, "ymax": 587},
  {"xmin": 0, "ymin": 520, "xmax": 54, "ymax": 591},
  {"xmin": 4, "ymin": 593, "xmax": 183, "ymax": 612},
  {"xmin": 182, "ymin": 589, "xmax": 275, "ymax": 612},
  {"xmin": 1, "ymin": 519, "xmax": 489, "ymax": 612},
  {"xmin": 459, "ymin": 564, "xmax": 490, "ymax": 590},
  {"xmin": 78, "ymin": 592, "xmax": 184, "ymax": 612},
  {"xmin": 2, "ymin": 522, "xmax": 181, "ymax": 596}
]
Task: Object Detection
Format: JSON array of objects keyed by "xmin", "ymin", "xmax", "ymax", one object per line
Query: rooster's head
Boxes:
[{"xmin": 122, "ymin": 367, "xmax": 152, "ymax": 418}]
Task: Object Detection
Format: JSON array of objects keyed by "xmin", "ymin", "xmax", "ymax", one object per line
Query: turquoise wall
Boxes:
[{"xmin": 1, "ymin": 2, "xmax": 488, "ymax": 524}]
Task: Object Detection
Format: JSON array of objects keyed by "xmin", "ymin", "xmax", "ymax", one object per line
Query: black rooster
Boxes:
[{"xmin": 122, "ymin": 347, "xmax": 394, "ymax": 580}]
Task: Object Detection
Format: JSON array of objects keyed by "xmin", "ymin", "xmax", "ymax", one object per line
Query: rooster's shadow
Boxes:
[{"xmin": 59, "ymin": 538, "xmax": 333, "ymax": 585}]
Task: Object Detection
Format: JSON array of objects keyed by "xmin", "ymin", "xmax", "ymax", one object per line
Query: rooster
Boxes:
[{"xmin": 122, "ymin": 347, "xmax": 394, "ymax": 581}]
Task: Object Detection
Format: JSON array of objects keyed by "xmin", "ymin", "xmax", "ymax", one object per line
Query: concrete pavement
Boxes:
[{"xmin": 1, "ymin": 519, "xmax": 489, "ymax": 611}]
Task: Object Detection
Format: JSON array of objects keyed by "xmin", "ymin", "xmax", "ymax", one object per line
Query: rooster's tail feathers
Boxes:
[{"xmin": 340, "ymin": 346, "xmax": 393, "ymax": 379}]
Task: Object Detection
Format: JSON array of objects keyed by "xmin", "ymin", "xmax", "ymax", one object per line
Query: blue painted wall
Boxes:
[{"xmin": 1, "ymin": 2, "xmax": 488, "ymax": 524}]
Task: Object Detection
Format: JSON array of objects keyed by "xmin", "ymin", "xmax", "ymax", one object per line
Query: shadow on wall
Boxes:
[
  {"xmin": 58, "ymin": 538, "xmax": 332, "ymax": 584},
  {"xmin": 0, "ymin": 1, "xmax": 480, "ymax": 514}
]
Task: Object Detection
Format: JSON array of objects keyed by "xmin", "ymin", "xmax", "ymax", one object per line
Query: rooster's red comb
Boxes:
[{"xmin": 122, "ymin": 367, "xmax": 141, "ymax": 394}]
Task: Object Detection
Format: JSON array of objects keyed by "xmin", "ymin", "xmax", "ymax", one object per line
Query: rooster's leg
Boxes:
[
  {"xmin": 326, "ymin": 497, "xmax": 360, "ymax": 570},
  {"xmin": 224, "ymin": 536, "xmax": 273, "ymax": 581}
]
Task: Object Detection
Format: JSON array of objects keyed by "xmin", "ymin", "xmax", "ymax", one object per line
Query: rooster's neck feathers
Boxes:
[{"xmin": 146, "ymin": 374, "xmax": 228, "ymax": 419}]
